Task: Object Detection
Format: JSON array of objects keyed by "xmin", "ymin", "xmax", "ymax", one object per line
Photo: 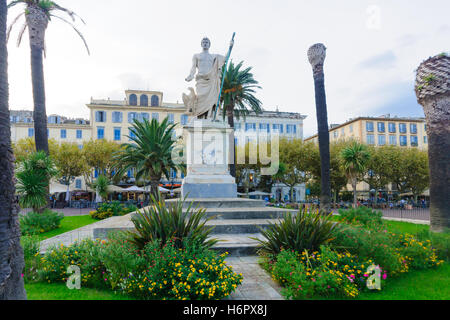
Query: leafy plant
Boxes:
[
  {"xmin": 15, "ymin": 151, "xmax": 58, "ymax": 212},
  {"xmin": 337, "ymin": 206, "xmax": 383, "ymax": 228},
  {"xmin": 125, "ymin": 195, "xmax": 218, "ymax": 250},
  {"xmin": 253, "ymin": 206, "xmax": 337, "ymax": 256},
  {"xmin": 20, "ymin": 209, "xmax": 64, "ymax": 235},
  {"xmin": 90, "ymin": 174, "xmax": 110, "ymax": 201}
]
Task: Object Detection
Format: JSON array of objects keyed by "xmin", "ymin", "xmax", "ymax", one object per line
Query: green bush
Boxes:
[
  {"xmin": 414, "ymin": 228, "xmax": 450, "ymax": 262},
  {"xmin": 337, "ymin": 206, "xmax": 383, "ymax": 228},
  {"xmin": 90, "ymin": 201, "xmax": 137, "ymax": 220},
  {"xmin": 268, "ymin": 246, "xmax": 385, "ymax": 299},
  {"xmin": 126, "ymin": 196, "xmax": 218, "ymax": 250},
  {"xmin": 254, "ymin": 207, "xmax": 337, "ymax": 257},
  {"xmin": 38, "ymin": 234, "xmax": 242, "ymax": 300},
  {"xmin": 20, "ymin": 209, "xmax": 64, "ymax": 235},
  {"xmin": 21, "ymin": 235, "xmax": 42, "ymax": 282}
]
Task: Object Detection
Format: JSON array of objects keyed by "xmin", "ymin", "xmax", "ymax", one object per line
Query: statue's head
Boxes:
[{"xmin": 201, "ymin": 37, "xmax": 211, "ymax": 50}]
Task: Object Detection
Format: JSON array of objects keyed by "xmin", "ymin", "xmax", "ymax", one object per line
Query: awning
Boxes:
[{"xmin": 123, "ymin": 186, "xmax": 146, "ymax": 192}]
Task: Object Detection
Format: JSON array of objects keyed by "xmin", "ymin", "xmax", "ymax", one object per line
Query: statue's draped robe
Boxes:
[{"xmin": 185, "ymin": 54, "xmax": 225, "ymax": 118}]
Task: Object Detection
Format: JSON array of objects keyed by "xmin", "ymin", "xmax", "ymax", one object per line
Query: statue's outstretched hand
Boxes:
[{"xmin": 185, "ymin": 76, "xmax": 193, "ymax": 82}]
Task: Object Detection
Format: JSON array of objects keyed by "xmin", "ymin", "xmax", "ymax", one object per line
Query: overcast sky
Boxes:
[{"xmin": 6, "ymin": 0, "xmax": 449, "ymax": 137}]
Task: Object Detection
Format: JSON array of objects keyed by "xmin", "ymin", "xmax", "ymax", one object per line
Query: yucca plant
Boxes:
[
  {"xmin": 90, "ymin": 174, "xmax": 110, "ymax": 203},
  {"xmin": 125, "ymin": 195, "xmax": 218, "ymax": 250},
  {"xmin": 253, "ymin": 206, "xmax": 337, "ymax": 257}
]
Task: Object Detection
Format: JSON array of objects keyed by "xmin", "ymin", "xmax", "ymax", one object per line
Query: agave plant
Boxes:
[
  {"xmin": 253, "ymin": 206, "xmax": 337, "ymax": 257},
  {"xmin": 126, "ymin": 195, "xmax": 218, "ymax": 250}
]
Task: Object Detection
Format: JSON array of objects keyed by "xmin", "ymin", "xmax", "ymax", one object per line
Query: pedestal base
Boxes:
[{"xmin": 181, "ymin": 182, "xmax": 237, "ymax": 199}]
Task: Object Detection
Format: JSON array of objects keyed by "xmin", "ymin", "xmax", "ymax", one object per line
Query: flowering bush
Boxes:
[
  {"xmin": 337, "ymin": 206, "xmax": 383, "ymax": 228},
  {"xmin": 90, "ymin": 201, "xmax": 137, "ymax": 220},
  {"xmin": 37, "ymin": 234, "xmax": 242, "ymax": 300},
  {"xmin": 267, "ymin": 246, "xmax": 386, "ymax": 299}
]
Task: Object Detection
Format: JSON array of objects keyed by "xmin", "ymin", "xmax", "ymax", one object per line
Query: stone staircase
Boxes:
[{"xmin": 40, "ymin": 198, "xmax": 295, "ymax": 257}]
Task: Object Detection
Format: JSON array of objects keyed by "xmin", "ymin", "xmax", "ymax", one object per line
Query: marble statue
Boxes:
[{"xmin": 183, "ymin": 37, "xmax": 228, "ymax": 119}]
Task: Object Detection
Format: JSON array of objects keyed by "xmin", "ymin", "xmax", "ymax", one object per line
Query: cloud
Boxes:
[{"xmin": 359, "ymin": 51, "xmax": 397, "ymax": 69}]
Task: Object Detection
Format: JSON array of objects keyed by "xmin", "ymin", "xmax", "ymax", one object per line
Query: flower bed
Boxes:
[
  {"xmin": 89, "ymin": 201, "xmax": 137, "ymax": 220},
  {"xmin": 35, "ymin": 234, "xmax": 242, "ymax": 300}
]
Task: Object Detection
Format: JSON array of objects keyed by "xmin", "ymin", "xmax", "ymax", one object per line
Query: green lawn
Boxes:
[
  {"xmin": 37, "ymin": 215, "xmax": 98, "ymax": 241},
  {"xmin": 358, "ymin": 262, "xmax": 450, "ymax": 300},
  {"xmin": 25, "ymin": 282, "xmax": 132, "ymax": 300}
]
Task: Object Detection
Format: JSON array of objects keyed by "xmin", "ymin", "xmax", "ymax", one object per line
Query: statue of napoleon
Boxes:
[{"xmin": 183, "ymin": 37, "xmax": 233, "ymax": 119}]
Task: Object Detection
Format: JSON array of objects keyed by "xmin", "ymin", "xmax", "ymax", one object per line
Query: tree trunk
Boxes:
[
  {"xmin": 226, "ymin": 105, "xmax": 236, "ymax": 178},
  {"xmin": 150, "ymin": 178, "xmax": 160, "ymax": 201},
  {"xmin": 352, "ymin": 179, "xmax": 357, "ymax": 209},
  {"xmin": 26, "ymin": 6, "xmax": 49, "ymax": 154},
  {"xmin": 308, "ymin": 44, "xmax": 331, "ymax": 214},
  {"xmin": 415, "ymin": 54, "xmax": 450, "ymax": 232},
  {"xmin": 0, "ymin": 0, "xmax": 27, "ymax": 299}
]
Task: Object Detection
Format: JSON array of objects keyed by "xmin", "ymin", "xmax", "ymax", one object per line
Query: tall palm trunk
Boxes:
[
  {"xmin": 352, "ymin": 178, "xmax": 357, "ymax": 209},
  {"xmin": 226, "ymin": 104, "xmax": 236, "ymax": 178},
  {"xmin": 0, "ymin": 0, "xmax": 27, "ymax": 300},
  {"xmin": 415, "ymin": 54, "xmax": 450, "ymax": 232},
  {"xmin": 26, "ymin": 5, "xmax": 49, "ymax": 154},
  {"xmin": 150, "ymin": 178, "xmax": 160, "ymax": 200},
  {"xmin": 308, "ymin": 43, "xmax": 331, "ymax": 214}
]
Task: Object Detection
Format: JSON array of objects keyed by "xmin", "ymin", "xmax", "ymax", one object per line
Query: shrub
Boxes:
[
  {"xmin": 20, "ymin": 209, "xmax": 64, "ymax": 235},
  {"xmin": 118, "ymin": 239, "xmax": 243, "ymax": 300},
  {"xmin": 414, "ymin": 228, "xmax": 450, "ymax": 262},
  {"xmin": 254, "ymin": 207, "xmax": 337, "ymax": 257},
  {"xmin": 268, "ymin": 246, "xmax": 385, "ymax": 299},
  {"xmin": 337, "ymin": 206, "xmax": 383, "ymax": 228},
  {"xmin": 126, "ymin": 196, "xmax": 218, "ymax": 250},
  {"xmin": 21, "ymin": 235, "xmax": 42, "ymax": 282},
  {"xmin": 90, "ymin": 201, "xmax": 137, "ymax": 220}
]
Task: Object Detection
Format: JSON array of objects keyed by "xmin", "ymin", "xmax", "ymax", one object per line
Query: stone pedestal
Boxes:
[{"xmin": 181, "ymin": 119, "xmax": 237, "ymax": 198}]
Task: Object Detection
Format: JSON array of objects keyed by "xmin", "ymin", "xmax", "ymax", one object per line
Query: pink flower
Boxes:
[
  {"xmin": 363, "ymin": 274, "xmax": 369, "ymax": 277},
  {"xmin": 382, "ymin": 273, "xmax": 387, "ymax": 280}
]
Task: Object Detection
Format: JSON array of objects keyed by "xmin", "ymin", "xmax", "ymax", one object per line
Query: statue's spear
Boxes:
[{"xmin": 213, "ymin": 32, "xmax": 236, "ymax": 121}]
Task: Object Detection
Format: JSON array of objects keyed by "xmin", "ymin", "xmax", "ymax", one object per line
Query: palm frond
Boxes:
[
  {"xmin": 6, "ymin": 12, "xmax": 25, "ymax": 42},
  {"xmin": 50, "ymin": 14, "xmax": 90, "ymax": 55}
]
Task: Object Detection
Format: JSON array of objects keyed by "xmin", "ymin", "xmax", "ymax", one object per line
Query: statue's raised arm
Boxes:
[{"xmin": 185, "ymin": 55, "xmax": 197, "ymax": 82}]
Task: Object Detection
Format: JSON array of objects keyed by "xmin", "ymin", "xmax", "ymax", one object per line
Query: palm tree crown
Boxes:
[
  {"xmin": 220, "ymin": 60, "xmax": 262, "ymax": 125},
  {"xmin": 341, "ymin": 142, "xmax": 371, "ymax": 177},
  {"xmin": 113, "ymin": 118, "xmax": 184, "ymax": 197}
]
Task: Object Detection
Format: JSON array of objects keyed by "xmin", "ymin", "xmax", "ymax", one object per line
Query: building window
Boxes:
[
  {"xmin": 97, "ymin": 127, "xmax": 104, "ymax": 140},
  {"xmin": 349, "ymin": 124, "xmax": 353, "ymax": 133},
  {"xmin": 129, "ymin": 94, "xmax": 137, "ymax": 106},
  {"xmin": 246, "ymin": 123, "xmax": 256, "ymax": 132},
  {"xmin": 272, "ymin": 124, "xmax": 283, "ymax": 133},
  {"xmin": 399, "ymin": 123, "xmax": 407, "ymax": 133},
  {"xmin": 129, "ymin": 128, "xmax": 136, "ymax": 140},
  {"xmin": 400, "ymin": 135, "xmax": 407, "ymax": 146},
  {"xmin": 114, "ymin": 128, "xmax": 121, "ymax": 141},
  {"xmin": 28, "ymin": 128, "xmax": 34, "ymax": 137},
  {"xmin": 94, "ymin": 168, "xmax": 98, "ymax": 178},
  {"xmin": 389, "ymin": 135, "xmax": 397, "ymax": 145},
  {"xmin": 167, "ymin": 114, "xmax": 174, "ymax": 124},
  {"xmin": 76, "ymin": 129, "xmax": 82, "ymax": 139},
  {"xmin": 112, "ymin": 111, "xmax": 123, "ymax": 123},
  {"xmin": 388, "ymin": 122, "xmax": 396, "ymax": 133},
  {"xmin": 378, "ymin": 135, "xmax": 386, "ymax": 146},
  {"xmin": 424, "ymin": 136, "xmax": 427, "ymax": 144},
  {"xmin": 181, "ymin": 114, "xmax": 188, "ymax": 125},
  {"xmin": 235, "ymin": 123, "xmax": 241, "ymax": 131},
  {"xmin": 259, "ymin": 123, "xmax": 270, "ymax": 133},
  {"xmin": 333, "ymin": 131, "xmax": 338, "ymax": 138},
  {"xmin": 286, "ymin": 124, "xmax": 296, "ymax": 134},
  {"xmin": 151, "ymin": 95, "xmax": 159, "ymax": 107},
  {"xmin": 424, "ymin": 124, "xmax": 427, "ymax": 132},
  {"xmin": 410, "ymin": 123, "xmax": 417, "ymax": 134},
  {"xmin": 366, "ymin": 134, "xmax": 375, "ymax": 145},
  {"xmin": 61, "ymin": 129, "xmax": 67, "ymax": 139},
  {"xmin": 152, "ymin": 113, "xmax": 159, "ymax": 122},
  {"xmin": 366, "ymin": 121, "xmax": 374, "ymax": 132},
  {"xmin": 377, "ymin": 122, "xmax": 385, "ymax": 133},
  {"xmin": 140, "ymin": 94, "xmax": 148, "ymax": 107},
  {"xmin": 128, "ymin": 112, "xmax": 138, "ymax": 123},
  {"xmin": 75, "ymin": 179, "xmax": 82, "ymax": 189},
  {"xmin": 140, "ymin": 113, "xmax": 149, "ymax": 122},
  {"xmin": 95, "ymin": 111, "xmax": 106, "ymax": 123},
  {"xmin": 411, "ymin": 135, "xmax": 418, "ymax": 147}
]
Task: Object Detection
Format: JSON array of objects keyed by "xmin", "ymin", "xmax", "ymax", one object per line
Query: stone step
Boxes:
[
  {"xmin": 211, "ymin": 233, "xmax": 264, "ymax": 257},
  {"xmin": 166, "ymin": 198, "xmax": 266, "ymax": 209},
  {"xmin": 206, "ymin": 218, "xmax": 279, "ymax": 234},
  {"xmin": 203, "ymin": 207, "xmax": 293, "ymax": 220}
]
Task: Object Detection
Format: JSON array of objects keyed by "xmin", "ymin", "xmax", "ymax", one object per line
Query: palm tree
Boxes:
[
  {"xmin": 415, "ymin": 53, "xmax": 450, "ymax": 232},
  {"xmin": 7, "ymin": 0, "xmax": 89, "ymax": 153},
  {"xmin": 15, "ymin": 151, "xmax": 58, "ymax": 212},
  {"xmin": 113, "ymin": 118, "xmax": 184, "ymax": 198},
  {"xmin": 341, "ymin": 142, "xmax": 371, "ymax": 208},
  {"xmin": 0, "ymin": 0, "xmax": 27, "ymax": 299},
  {"xmin": 91, "ymin": 174, "xmax": 110, "ymax": 203},
  {"xmin": 220, "ymin": 60, "xmax": 262, "ymax": 177},
  {"xmin": 308, "ymin": 43, "xmax": 331, "ymax": 214}
]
